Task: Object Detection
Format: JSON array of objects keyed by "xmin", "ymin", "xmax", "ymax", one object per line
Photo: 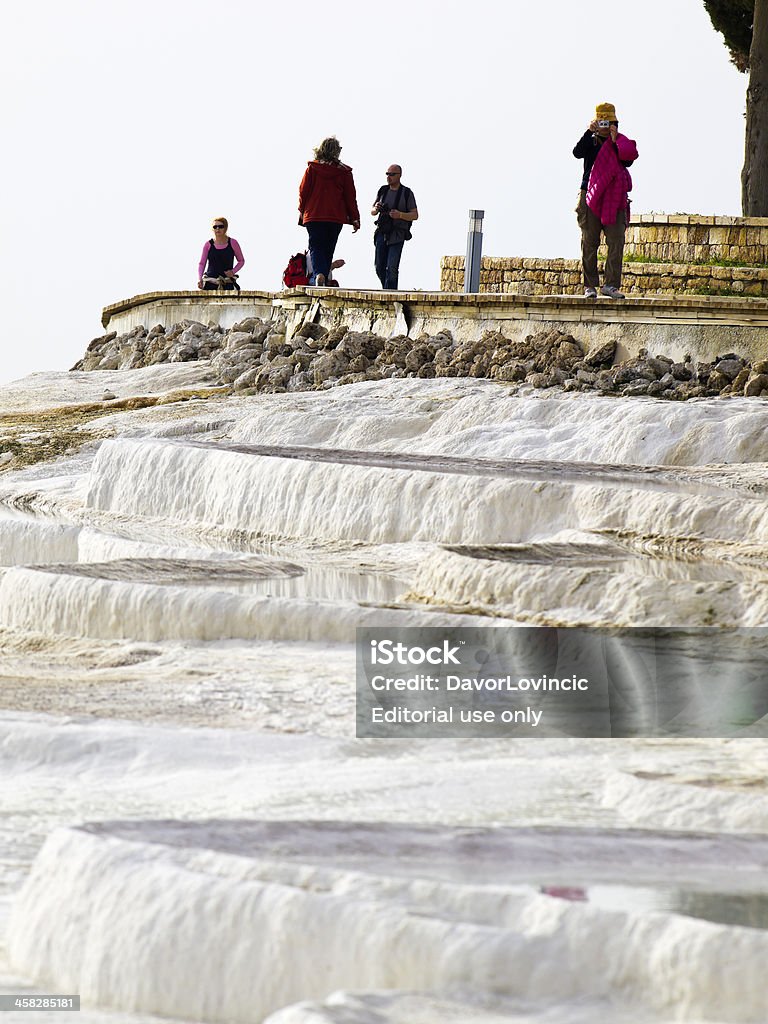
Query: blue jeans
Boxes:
[
  {"xmin": 375, "ymin": 233, "xmax": 405, "ymax": 290},
  {"xmin": 306, "ymin": 222, "xmax": 342, "ymax": 284}
]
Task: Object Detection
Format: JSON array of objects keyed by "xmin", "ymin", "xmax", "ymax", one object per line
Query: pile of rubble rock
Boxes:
[{"xmin": 73, "ymin": 318, "xmax": 768, "ymax": 400}]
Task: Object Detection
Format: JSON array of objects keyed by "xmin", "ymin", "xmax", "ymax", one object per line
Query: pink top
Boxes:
[
  {"xmin": 586, "ymin": 134, "xmax": 638, "ymax": 226},
  {"xmin": 197, "ymin": 237, "xmax": 245, "ymax": 279}
]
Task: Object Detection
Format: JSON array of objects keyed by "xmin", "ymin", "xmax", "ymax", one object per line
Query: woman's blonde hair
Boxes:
[
  {"xmin": 212, "ymin": 216, "xmax": 229, "ymax": 231},
  {"xmin": 313, "ymin": 137, "xmax": 342, "ymax": 164}
]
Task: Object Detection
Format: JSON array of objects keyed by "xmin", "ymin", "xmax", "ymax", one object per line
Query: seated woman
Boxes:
[{"xmin": 197, "ymin": 217, "xmax": 245, "ymax": 290}]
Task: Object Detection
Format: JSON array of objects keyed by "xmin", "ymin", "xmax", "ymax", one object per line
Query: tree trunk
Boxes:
[{"xmin": 742, "ymin": 0, "xmax": 768, "ymax": 214}]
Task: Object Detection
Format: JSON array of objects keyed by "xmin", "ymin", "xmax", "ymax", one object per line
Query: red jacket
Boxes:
[
  {"xmin": 586, "ymin": 133, "xmax": 638, "ymax": 226},
  {"xmin": 299, "ymin": 161, "xmax": 360, "ymax": 225}
]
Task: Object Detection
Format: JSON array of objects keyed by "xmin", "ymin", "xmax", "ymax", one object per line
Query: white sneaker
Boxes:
[
  {"xmin": 601, "ymin": 285, "xmax": 625, "ymax": 299},
  {"xmin": 315, "ymin": 273, "xmax": 326, "ymax": 287},
  {"xmin": 584, "ymin": 287, "xmax": 597, "ymax": 299}
]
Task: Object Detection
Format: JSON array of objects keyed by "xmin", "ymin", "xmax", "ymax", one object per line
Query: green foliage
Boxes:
[
  {"xmin": 704, "ymin": 0, "xmax": 754, "ymax": 71},
  {"xmin": 691, "ymin": 285, "xmax": 745, "ymax": 297},
  {"xmin": 624, "ymin": 253, "xmax": 766, "ymax": 268}
]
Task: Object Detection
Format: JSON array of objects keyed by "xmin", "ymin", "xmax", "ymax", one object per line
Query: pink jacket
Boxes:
[{"xmin": 586, "ymin": 133, "xmax": 638, "ymax": 226}]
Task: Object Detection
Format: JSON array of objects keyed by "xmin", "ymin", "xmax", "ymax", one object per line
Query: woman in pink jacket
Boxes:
[{"xmin": 573, "ymin": 102, "xmax": 638, "ymax": 299}]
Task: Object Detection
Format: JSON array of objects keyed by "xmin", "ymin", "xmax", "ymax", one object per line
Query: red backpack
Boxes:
[{"xmin": 283, "ymin": 252, "xmax": 309, "ymax": 288}]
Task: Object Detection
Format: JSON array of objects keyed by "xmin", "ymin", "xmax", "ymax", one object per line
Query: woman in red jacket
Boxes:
[{"xmin": 298, "ymin": 137, "xmax": 360, "ymax": 286}]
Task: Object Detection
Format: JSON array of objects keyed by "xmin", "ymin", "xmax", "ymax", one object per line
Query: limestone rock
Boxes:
[
  {"xmin": 623, "ymin": 380, "xmax": 650, "ymax": 396},
  {"xmin": 377, "ymin": 336, "xmax": 410, "ymax": 369},
  {"xmin": 313, "ymin": 350, "xmax": 350, "ymax": 385},
  {"xmin": 321, "ymin": 325, "xmax": 349, "ymax": 349},
  {"xmin": 337, "ymin": 372, "xmax": 374, "ymax": 386},
  {"xmin": 671, "ymin": 362, "xmax": 692, "ymax": 381},
  {"xmin": 233, "ymin": 367, "xmax": 261, "ymax": 391},
  {"xmin": 714, "ymin": 358, "xmax": 744, "ymax": 381},
  {"xmin": 294, "ymin": 322, "xmax": 328, "ymax": 342},
  {"xmin": 576, "ymin": 369, "xmax": 596, "ymax": 384},
  {"xmin": 555, "ymin": 340, "xmax": 585, "ymax": 369},
  {"xmin": 430, "ymin": 331, "xmax": 454, "ymax": 351},
  {"xmin": 405, "ymin": 343, "xmax": 435, "ymax": 372},
  {"xmin": 646, "ymin": 357, "xmax": 672, "ymax": 378},
  {"xmin": 255, "ymin": 363, "xmax": 293, "ymax": 393},
  {"xmin": 732, "ymin": 367, "xmax": 751, "ymax": 391},
  {"xmin": 490, "ymin": 361, "xmax": 527, "ymax": 383},
  {"xmin": 584, "ymin": 340, "xmax": 616, "ymax": 367},
  {"xmin": 225, "ymin": 331, "xmax": 256, "ymax": 351},
  {"xmin": 288, "ymin": 371, "xmax": 315, "ymax": 391},
  {"xmin": 348, "ymin": 355, "xmax": 371, "ymax": 374},
  {"xmin": 745, "ymin": 373, "xmax": 768, "ymax": 397},
  {"xmin": 338, "ymin": 332, "xmax": 385, "ymax": 361},
  {"xmin": 230, "ymin": 317, "xmax": 263, "ymax": 334}
]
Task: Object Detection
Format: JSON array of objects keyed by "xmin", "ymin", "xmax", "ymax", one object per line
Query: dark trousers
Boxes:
[
  {"xmin": 306, "ymin": 222, "xmax": 342, "ymax": 284},
  {"xmin": 375, "ymin": 233, "xmax": 405, "ymax": 290},
  {"xmin": 576, "ymin": 190, "xmax": 626, "ymax": 288}
]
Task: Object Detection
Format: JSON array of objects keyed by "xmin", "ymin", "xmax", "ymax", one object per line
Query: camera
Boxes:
[{"xmin": 597, "ymin": 120, "xmax": 610, "ymax": 128}]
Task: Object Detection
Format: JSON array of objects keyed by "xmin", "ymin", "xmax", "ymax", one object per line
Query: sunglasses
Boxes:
[
  {"xmin": 385, "ymin": 172, "xmax": 399, "ymax": 176},
  {"xmin": 212, "ymin": 224, "xmax": 225, "ymax": 229}
]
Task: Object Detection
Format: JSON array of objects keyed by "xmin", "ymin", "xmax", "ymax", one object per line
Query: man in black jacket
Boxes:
[{"xmin": 371, "ymin": 165, "xmax": 419, "ymax": 290}]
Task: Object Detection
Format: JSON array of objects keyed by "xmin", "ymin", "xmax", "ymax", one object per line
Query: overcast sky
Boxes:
[{"xmin": 0, "ymin": 0, "xmax": 746, "ymax": 386}]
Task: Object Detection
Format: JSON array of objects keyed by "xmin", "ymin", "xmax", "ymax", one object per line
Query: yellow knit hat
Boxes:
[{"xmin": 595, "ymin": 102, "xmax": 617, "ymax": 122}]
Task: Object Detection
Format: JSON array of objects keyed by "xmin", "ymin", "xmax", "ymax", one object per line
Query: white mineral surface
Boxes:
[{"xmin": 0, "ymin": 367, "xmax": 767, "ymax": 1023}]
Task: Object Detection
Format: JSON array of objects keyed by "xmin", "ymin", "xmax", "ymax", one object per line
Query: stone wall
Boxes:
[
  {"xmin": 624, "ymin": 214, "xmax": 768, "ymax": 264},
  {"xmin": 439, "ymin": 256, "xmax": 768, "ymax": 298},
  {"xmin": 440, "ymin": 214, "xmax": 768, "ymax": 298}
]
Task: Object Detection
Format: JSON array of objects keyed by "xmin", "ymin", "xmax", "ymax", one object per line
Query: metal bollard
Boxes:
[{"xmin": 464, "ymin": 209, "xmax": 484, "ymax": 293}]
